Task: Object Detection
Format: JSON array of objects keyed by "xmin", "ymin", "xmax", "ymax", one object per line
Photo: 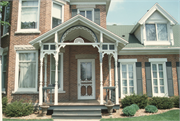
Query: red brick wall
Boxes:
[{"xmin": 119, "ymin": 54, "xmax": 179, "ymax": 96}]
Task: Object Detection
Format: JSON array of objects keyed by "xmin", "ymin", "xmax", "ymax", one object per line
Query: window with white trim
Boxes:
[
  {"xmin": 50, "ymin": 53, "xmax": 63, "ymax": 90},
  {"xmin": 18, "ymin": 0, "xmax": 40, "ymax": 30},
  {"xmin": 78, "ymin": 9, "xmax": 94, "ymax": 21},
  {"xmin": 15, "ymin": 51, "xmax": 38, "ymax": 92},
  {"xmin": 52, "ymin": 1, "xmax": 63, "ymax": 28},
  {"xmin": 3, "ymin": 2, "xmax": 10, "ymax": 35},
  {"xmin": 146, "ymin": 24, "xmax": 168, "ymax": 41},
  {"xmin": 149, "ymin": 58, "xmax": 168, "ymax": 97},
  {"xmin": 2, "ymin": 54, "xmax": 7, "ymax": 91},
  {"xmin": 119, "ymin": 59, "xmax": 137, "ymax": 98}
]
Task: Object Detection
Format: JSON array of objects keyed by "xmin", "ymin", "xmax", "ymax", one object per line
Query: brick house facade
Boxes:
[{"xmin": 1, "ymin": 0, "xmax": 180, "ymax": 107}]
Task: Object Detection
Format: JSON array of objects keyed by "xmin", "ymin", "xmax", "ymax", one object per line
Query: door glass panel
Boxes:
[
  {"xmin": 86, "ymin": 62, "xmax": 92, "ymax": 80},
  {"xmin": 81, "ymin": 62, "xmax": 86, "ymax": 80}
]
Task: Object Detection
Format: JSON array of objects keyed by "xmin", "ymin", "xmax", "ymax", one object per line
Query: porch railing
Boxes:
[{"xmin": 103, "ymin": 86, "xmax": 115, "ymax": 104}]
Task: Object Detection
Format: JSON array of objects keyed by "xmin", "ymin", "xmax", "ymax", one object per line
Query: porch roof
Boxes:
[{"xmin": 29, "ymin": 14, "xmax": 128, "ymax": 49}]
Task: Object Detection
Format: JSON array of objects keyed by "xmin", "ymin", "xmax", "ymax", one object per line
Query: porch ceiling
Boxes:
[{"xmin": 29, "ymin": 15, "xmax": 128, "ymax": 49}]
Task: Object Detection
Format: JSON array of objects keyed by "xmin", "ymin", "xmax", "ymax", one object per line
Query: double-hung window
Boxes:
[
  {"xmin": 79, "ymin": 9, "xmax": 94, "ymax": 21},
  {"xmin": 50, "ymin": 53, "xmax": 63, "ymax": 91},
  {"xmin": 2, "ymin": 54, "xmax": 7, "ymax": 91},
  {"xmin": 52, "ymin": 2, "xmax": 63, "ymax": 28},
  {"xmin": 119, "ymin": 59, "xmax": 137, "ymax": 98},
  {"xmin": 18, "ymin": 0, "xmax": 40, "ymax": 31},
  {"xmin": 149, "ymin": 58, "xmax": 168, "ymax": 97},
  {"xmin": 15, "ymin": 51, "xmax": 38, "ymax": 92},
  {"xmin": 146, "ymin": 24, "xmax": 168, "ymax": 41},
  {"xmin": 3, "ymin": 3, "xmax": 10, "ymax": 35}
]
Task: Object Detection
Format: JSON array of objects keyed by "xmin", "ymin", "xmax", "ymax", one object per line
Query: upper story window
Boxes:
[
  {"xmin": 17, "ymin": 0, "xmax": 40, "ymax": 31},
  {"xmin": 2, "ymin": 54, "xmax": 7, "ymax": 91},
  {"xmin": 72, "ymin": 8, "xmax": 100, "ymax": 25},
  {"xmin": 146, "ymin": 24, "xmax": 168, "ymax": 41},
  {"xmin": 52, "ymin": 1, "xmax": 64, "ymax": 28},
  {"xmin": 3, "ymin": 3, "xmax": 10, "ymax": 35},
  {"xmin": 79, "ymin": 9, "xmax": 94, "ymax": 21}
]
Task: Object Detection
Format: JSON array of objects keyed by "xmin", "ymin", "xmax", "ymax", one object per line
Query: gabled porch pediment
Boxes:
[{"xmin": 29, "ymin": 14, "xmax": 128, "ymax": 50}]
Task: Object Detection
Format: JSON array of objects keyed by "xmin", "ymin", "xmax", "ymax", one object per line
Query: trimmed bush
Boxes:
[
  {"xmin": 148, "ymin": 97, "xmax": 173, "ymax": 109},
  {"xmin": 121, "ymin": 94, "xmax": 148, "ymax": 109},
  {"xmin": 131, "ymin": 104, "xmax": 139, "ymax": 111},
  {"xmin": 145, "ymin": 105, "xmax": 158, "ymax": 113},
  {"xmin": 171, "ymin": 96, "xmax": 179, "ymax": 108},
  {"xmin": 5, "ymin": 100, "xmax": 34, "ymax": 117},
  {"xmin": 2, "ymin": 97, "xmax": 8, "ymax": 113},
  {"xmin": 122, "ymin": 105, "xmax": 136, "ymax": 116}
]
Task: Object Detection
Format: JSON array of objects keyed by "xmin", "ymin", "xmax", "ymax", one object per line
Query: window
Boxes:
[
  {"xmin": 3, "ymin": 3, "xmax": 10, "ymax": 35},
  {"xmin": 50, "ymin": 53, "xmax": 63, "ymax": 90},
  {"xmin": 119, "ymin": 59, "xmax": 137, "ymax": 98},
  {"xmin": 146, "ymin": 24, "xmax": 168, "ymax": 41},
  {"xmin": 78, "ymin": 9, "xmax": 94, "ymax": 21},
  {"xmin": 149, "ymin": 58, "xmax": 168, "ymax": 97},
  {"xmin": 102, "ymin": 44, "xmax": 115, "ymax": 51},
  {"xmin": 52, "ymin": 2, "xmax": 63, "ymax": 28},
  {"xmin": 2, "ymin": 54, "xmax": 7, "ymax": 91},
  {"xmin": 18, "ymin": 0, "xmax": 40, "ymax": 31},
  {"xmin": 15, "ymin": 51, "xmax": 38, "ymax": 92}
]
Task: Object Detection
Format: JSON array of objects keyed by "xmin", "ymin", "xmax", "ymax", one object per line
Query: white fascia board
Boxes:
[
  {"xmin": 30, "ymin": 15, "xmax": 128, "ymax": 46},
  {"xmin": 119, "ymin": 47, "xmax": 180, "ymax": 55}
]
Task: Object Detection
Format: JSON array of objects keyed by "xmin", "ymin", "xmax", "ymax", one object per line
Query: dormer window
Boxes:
[{"xmin": 146, "ymin": 24, "xmax": 168, "ymax": 41}]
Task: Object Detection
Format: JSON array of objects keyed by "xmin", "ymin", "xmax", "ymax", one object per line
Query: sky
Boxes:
[{"xmin": 107, "ymin": 0, "xmax": 180, "ymax": 25}]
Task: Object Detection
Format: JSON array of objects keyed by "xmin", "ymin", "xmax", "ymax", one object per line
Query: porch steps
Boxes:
[{"xmin": 51, "ymin": 105, "xmax": 102, "ymax": 120}]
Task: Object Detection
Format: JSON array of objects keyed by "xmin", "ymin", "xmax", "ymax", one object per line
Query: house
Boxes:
[{"xmin": 0, "ymin": 0, "xmax": 179, "ymax": 120}]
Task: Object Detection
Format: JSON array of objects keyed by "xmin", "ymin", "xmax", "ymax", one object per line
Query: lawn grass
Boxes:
[
  {"xmin": 3, "ymin": 119, "xmax": 53, "ymax": 121},
  {"xmin": 101, "ymin": 109, "xmax": 180, "ymax": 121}
]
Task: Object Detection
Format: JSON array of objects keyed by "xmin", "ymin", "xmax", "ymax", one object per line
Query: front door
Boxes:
[{"xmin": 77, "ymin": 59, "xmax": 95, "ymax": 99}]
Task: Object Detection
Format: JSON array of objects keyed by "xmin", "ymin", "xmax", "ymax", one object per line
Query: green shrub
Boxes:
[
  {"xmin": 145, "ymin": 105, "xmax": 158, "ymax": 113},
  {"xmin": 122, "ymin": 106, "xmax": 136, "ymax": 116},
  {"xmin": 2, "ymin": 97, "xmax": 8, "ymax": 113},
  {"xmin": 171, "ymin": 96, "xmax": 179, "ymax": 108},
  {"xmin": 148, "ymin": 97, "xmax": 173, "ymax": 109},
  {"xmin": 121, "ymin": 94, "xmax": 148, "ymax": 108},
  {"xmin": 131, "ymin": 104, "xmax": 139, "ymax": 111},
  {"xmin": 5, "ymin": 100, "xmax": 34, "ymax": 117}
]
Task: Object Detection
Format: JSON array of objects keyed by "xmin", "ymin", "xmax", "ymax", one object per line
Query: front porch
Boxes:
[{"xmin": 29, "ymin": 15, "xmax": 128, "ymax": 106}]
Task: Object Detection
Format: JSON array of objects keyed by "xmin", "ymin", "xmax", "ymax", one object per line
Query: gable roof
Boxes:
[
  {"xmin": 130, "ymin": 3, "xmax": 178, "ymax": 34},
  {"xmin": 29, "ymin": 14, "xmax": 128, "ymax": 47}
]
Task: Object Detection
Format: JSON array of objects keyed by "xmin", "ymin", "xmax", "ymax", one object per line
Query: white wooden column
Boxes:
[
  {"xmin": 115, "ymin": 55, "xmax": 119, "ymax": 105},
  {"xmin": 39, "ymin": 53, "xmax": 43, "ymax": 105},
  {"xmin": 108, "ymin": 55, "xmax": 112, "ymax": 99},
  {"xmin": 54, "ymin": 32, "xmax": 59, "ymax": 105},
  {"xmin": 54, "ymin": 54, "xmax": 59, "ymax": 105},
  {"xmin": 0, "ymin": 48, "xmax": 3, "ymax": 121},
  {"xmin": 100, "ymin": 32, "xmax": 103, "ymax": 105},
  {"xmin": 44, "ymin": 55, "xmax": 47, "ymax": 102}
]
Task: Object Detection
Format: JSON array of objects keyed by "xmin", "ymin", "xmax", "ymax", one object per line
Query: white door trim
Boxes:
[{"xmin": 77, "ymin": 59, "xmax": 95, "ymax": 100}]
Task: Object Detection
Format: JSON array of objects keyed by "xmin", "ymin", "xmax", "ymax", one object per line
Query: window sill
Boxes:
[
  {"xmin": 15, "ymin": 31, "xmax": 41, "ymax": 34},
  {"xmin": 12, "ymin": 91, "xmax": 39, "ymax": 94},
  {"xmin": 144, "ymin": 41, "xmax": 171, "ymax": 46},
  {"xmin": 1, "ymin": 33, "xmax": 9, "ymax": 38}
]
